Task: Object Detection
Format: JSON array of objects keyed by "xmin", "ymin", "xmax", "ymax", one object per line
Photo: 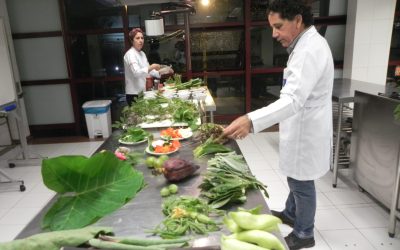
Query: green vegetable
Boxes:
[
  {"xmin": 193, "ymin": 137, "xmax": 232, "ymax": 158},
  {"xmin": 0, "ymin": 227, "xmax": 113, "ymax": 250},
  {"xmin": 230, "ymin": 230, "xmax": 285, "ymax": 250},
  {"xmin": 160, "ymin": 187, "xmax": 170, "ymax": 197},
  {"xmin": 199, "ymin": 152, "xmax": 268, "ymax": 208},
  {"xmin": 41, "ymin": 152, "xmax": 145, "ymax": 231},
  {"xmin": 119, "ymin": 96, "xmax": 200, "ymax": 129},
  {"xmin": 119, "ymin": 127, "xmax": 149, "ymax": 142},
  {"xmin": 168, "ymin": 184, "xmax": 178, "ymax": 194},
  {"xmin": 104, "ymin": 235, "xmax": 189, "ymax": 246},
  {"xmin": 145, "ymin": 156, "xmax": 157, "ymax": 168},
  {"xmin": 151, "ymin": 196, "xmax": 223, "ymax": 238},
  {"xmin": 395, "ymin": 104, "xmax": 400, "ymax": 120},
  {"xmin": 229, "ymin": 211, "xmax": 281, "ymax": 231},
  {"xmin": 221, "ymin": 236, "xmax": 269, "ymax": 250},
  {"xmin": 223, "ymin": 217, "xmax": 242, "ymax": 233},
  {"xmin": 155, "ymin": 157, "xmax": 166, "ymax": 169},
  {"xmin": 89, "ymin": 238, "xmax": 163, "ymax": 250}
]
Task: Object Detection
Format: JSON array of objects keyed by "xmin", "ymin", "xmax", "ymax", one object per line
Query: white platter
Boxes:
[{"xmin": 160, "ymin": 128, "xmax": 193, "ymax": 141}]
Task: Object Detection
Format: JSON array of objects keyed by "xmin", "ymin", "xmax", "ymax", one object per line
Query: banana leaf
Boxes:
[
  {"xmin": 0, "ymin": 226, "xmax": 113, "ymax": 250},
  {"xmin": 41, "ymin": 151, "xmax": 145, "ymax": 231}
]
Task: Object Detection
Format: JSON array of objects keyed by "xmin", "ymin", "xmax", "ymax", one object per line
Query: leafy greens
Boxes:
[{"xmin": 41, "ymin": 151, "xmax": 145, "ymax": 231}]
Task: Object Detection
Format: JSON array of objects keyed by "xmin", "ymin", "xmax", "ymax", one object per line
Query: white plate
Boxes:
[
  {"xmin": 145, "ymin": 146, "xmax": 179, "ymax": 155},
  {"xmin": 160, "ymin": 128, "xmax": 193, "ymax": 141},
  {"xmin": 118, "ymin": 138, "xmax": 147, "ymax": 145}
]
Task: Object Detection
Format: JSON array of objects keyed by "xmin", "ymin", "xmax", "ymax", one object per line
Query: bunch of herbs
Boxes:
[{"xmin": 199, "ymin": 152, "xmax": 268, "ymax": 208}]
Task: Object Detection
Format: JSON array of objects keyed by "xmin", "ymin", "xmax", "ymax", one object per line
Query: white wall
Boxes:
[{"xmin": 343, "ymin": 0, "xmax": 397, "ymax": 85}]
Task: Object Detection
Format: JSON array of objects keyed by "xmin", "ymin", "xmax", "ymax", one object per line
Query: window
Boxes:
[
  {"xmin": 70, "ymin": 33, "xmax": 125, "ymax": 78},
  {"xmin": 191, "ymin": 29, "xmax": 245, "ymax": 72},
  {"xmin": 251, "ymin": 73, "xmax": 282, "ymax": 110},
  {"xmin": 65, "ymin": 0, "xmax": 123, "ymax": 31}
]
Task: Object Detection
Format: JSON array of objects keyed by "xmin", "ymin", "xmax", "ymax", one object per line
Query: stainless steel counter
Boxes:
[
  {"xmin": 331, "ymin": 79, "xmax": 386, "ymax": 187},
  {"xmin": 16, "ymin": 130, "xmax": 287, "ymax": 249},
  {"xmin": 350, "ymin": 91, "xmax": 400, "ymax": 237}
]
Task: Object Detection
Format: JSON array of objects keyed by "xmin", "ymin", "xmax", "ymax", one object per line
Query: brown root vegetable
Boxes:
[{"xmin": 163, "ymin": 158, "xmax": 200, "ymax": 182}]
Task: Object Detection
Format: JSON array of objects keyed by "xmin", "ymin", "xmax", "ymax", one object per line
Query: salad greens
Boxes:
[
  {"xmin": 41, "ymin": 151, "xmax": 145, "ymax": 231},
  {"xmin": 116, "ymin": 96, "xmax": 200, "ymax": 130},
  {"xmin": 119, "ymin": 127, "xmax": 149, "ymax": 143}
]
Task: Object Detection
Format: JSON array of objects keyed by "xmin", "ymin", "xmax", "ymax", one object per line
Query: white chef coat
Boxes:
[
  {"xmin": 123, "ymin": 47, "xmax": 160, "ymax": 95},
  {"xmin": 248, "ymin": 26, "xmax": 334, "ymax": 180}
]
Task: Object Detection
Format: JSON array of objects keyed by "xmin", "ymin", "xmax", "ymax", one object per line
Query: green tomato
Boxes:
[
  {"xmin": 145, "ymin": 156, "xmax": 157, "ymax": 168},
  {"xmin": 160, "ymin": 187, "xmax": 170, "ymax": 197},
  {"xmin": 159, "ymin": 154, "xmax": 169, "ymax": 163},
  {"xmin": 154, "ymin": 157, "xmax": 165, "ymax": 169},
  {"xmin": 168, "ymin": 184, "xmax": 178, "ymax": 194}
]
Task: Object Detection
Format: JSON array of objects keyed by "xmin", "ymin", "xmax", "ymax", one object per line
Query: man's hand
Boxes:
[{"xmin": 223, "ymin": 115, "xmax": 252, "ymax": 140}]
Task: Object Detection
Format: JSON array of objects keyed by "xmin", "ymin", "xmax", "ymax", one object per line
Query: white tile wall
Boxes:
[{"xmin": 343, "ymin": 0, "xmax": 396, "ymax": 85}]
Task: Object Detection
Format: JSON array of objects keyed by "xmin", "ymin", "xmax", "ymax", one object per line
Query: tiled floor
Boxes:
[{"xmin": 0, "ymin": 132, "xmax": 400, "ymax": 249}]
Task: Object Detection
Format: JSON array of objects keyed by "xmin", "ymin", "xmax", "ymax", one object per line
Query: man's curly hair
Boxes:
[{"xmin": 268, "ymin": 0, "xmax": 314, "ymax": 27}]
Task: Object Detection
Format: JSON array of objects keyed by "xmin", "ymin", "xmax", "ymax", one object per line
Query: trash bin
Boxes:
[{"xmin": 82, "ymin": 100, "xmax": 112, "ymax": 139}]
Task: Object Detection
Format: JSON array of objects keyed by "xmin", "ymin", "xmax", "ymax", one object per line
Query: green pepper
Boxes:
[
  {"xmin": 231, "ymin": 230, "xmax": 285, "ymax": 250},
  {"xmin": 229, "ymin": 211, "xmax": 282, "ymax": 230},
  {"xmin": 223, "ymin": 217, "xmax": 242, "ymax": 233},
  {"xmin": 221, "ymin": 236, "xmax": 270, "ymax": 250}
]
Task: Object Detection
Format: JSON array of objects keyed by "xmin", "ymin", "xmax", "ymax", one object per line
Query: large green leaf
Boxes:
[{"xmin": 41, "ymin": 151, "xmax": 145, "ymax": 231}]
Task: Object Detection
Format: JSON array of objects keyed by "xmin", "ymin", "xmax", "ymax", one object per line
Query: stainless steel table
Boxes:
[
  {"xmin": 16, "ymin": 129, "xmax": 287, "ymax": 249},
  {"xmin": 331, "ymin": 78, "xmax": 385, "ymax": 188}
]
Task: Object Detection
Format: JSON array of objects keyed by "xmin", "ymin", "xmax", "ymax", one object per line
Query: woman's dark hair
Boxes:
[
  {"xmin": 268, "ymin": 0, "xmax": 314, "ymax": 27},
  {"xmin": 128, "ymin": 28, "xmax": 144, "ymax": 43}
]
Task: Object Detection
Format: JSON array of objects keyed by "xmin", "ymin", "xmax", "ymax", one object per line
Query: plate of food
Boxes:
[
  {"xmin": 145, "ymin": 139, "xmax": 180, "ymax": 155},
  {"xmin": 118, "ymin": 127, "xmax": 150, "ymax": 145},
  {"xmin": 160, "ymin": 127, "xmax": 193, "ymax": 141},
  {"xmin": 118, "ymin": 137, "xmax": 147, "ymax": 145}
]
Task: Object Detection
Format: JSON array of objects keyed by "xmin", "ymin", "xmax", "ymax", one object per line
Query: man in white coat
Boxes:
[{"xmin": 223, "ymin": 1, "xmax": 334, "ymax": 249}]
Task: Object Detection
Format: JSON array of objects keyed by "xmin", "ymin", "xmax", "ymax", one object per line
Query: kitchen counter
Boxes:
[
  {"xmin": 16, "ymin": 129, "xmax": 287, "ymax": 249},
  {"xmin": 331, "ymin": 78, "xmax": 386, "ymax": 187},
  {"xmin": 332, "ymin": 78, "xmax": 386, "ymax": 102}
]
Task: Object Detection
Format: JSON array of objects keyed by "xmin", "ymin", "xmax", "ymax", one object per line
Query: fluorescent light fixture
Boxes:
[{"xmin": 201, "ymin": 0, "xmax": 210, "ymax": 6}]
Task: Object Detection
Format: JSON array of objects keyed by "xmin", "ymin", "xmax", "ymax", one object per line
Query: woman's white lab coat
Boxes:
[
  {"xmin": 248, "ymin": 26, "xmax": 334, "ymax": 180},
  {"xmin": 124, "ymin": 47, "xmax": 159, "ymax": 95}
]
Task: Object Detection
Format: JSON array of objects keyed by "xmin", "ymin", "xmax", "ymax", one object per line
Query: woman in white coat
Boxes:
[
  {"xmin": 123, "ymin": 28, "xmax": 161, "ymax": 106},
  {"xmin": 223, "ymin": 1, "xmax": 334, "ymax": 249}
]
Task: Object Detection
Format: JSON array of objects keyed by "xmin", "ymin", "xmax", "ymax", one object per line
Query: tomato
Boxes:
[
  {"xmin": 154, "ymin": 158, "xmax": 164, "ymax": 168},
  {"xmin": 160, "ymin": 127, "xmax": 182, "ymax": 139},
  {"xmin": 159, "ymin": 155, "xmax": 169, "ymax": 162},
  {"xmin": 145, "ymin": 156, "xmax": 157, "ymax": 168}
]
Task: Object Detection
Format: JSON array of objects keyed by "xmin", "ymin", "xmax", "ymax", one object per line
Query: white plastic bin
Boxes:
[{"xmin": 82, "ymin": 100, "xmax": 112, "ymax": 139}]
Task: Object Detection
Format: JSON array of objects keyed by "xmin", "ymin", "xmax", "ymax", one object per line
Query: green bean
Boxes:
[
  {"xmin": 88, "ymin": 239, "xmax": 163, "ymax": 250},
  {"xmin": 104, "ymin": 235, "xmax": 189, "ymax": 246}
]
